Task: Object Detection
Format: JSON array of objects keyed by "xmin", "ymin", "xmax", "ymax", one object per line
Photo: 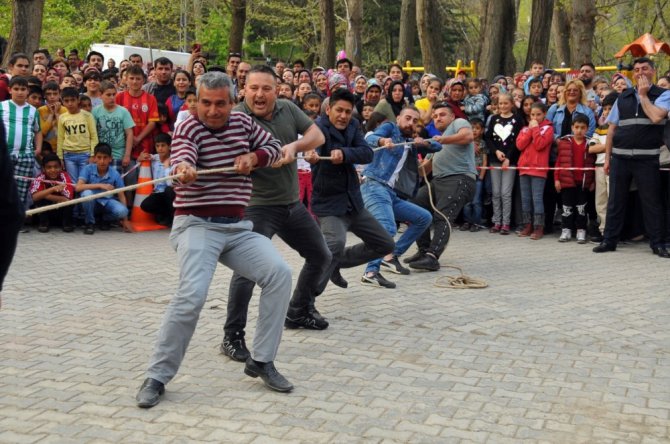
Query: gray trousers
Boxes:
[
  {"xmin": 146, "ymin": 215, "xmax": 292, "ymax": 385},
  {"xmin": 490, "ymin": 169, "xmax": 516, "ymax": 226}
]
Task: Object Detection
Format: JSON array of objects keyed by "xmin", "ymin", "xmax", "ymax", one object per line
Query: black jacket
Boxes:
[{"xmin": 311, "ymin": 115, "xmax": 373, "ymax": 217}]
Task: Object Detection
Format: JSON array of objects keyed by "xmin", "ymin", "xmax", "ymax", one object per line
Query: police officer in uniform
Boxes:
[{"xmin": 594, "ymin": 57, "xmax": 670, "ymax": 257}]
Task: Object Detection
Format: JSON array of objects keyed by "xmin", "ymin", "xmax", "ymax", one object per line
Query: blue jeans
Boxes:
[
  {"xmin": 63, "ymin": 152, "xmax": 90, "ymax": 183},
  {"xmin": 462, "ymin": 178, "xmax": 483, "ymax": 225},
  {"xmin": 519, "ymin": 175, "xmax": 546, "ymax": 217},
  {"xmin": 147, "ymin": 215, "xmax": 292, "ymax": 384},
  {"xmin": 64, "ymin": 152, "xmax": 90, "ymax": 218},
  {"xmin": 361, "ymin": 180, "xmax": 432, "ymax": 273},
  {"xmin": 80, "ymin": 191, "xmax": 129, "ymax": 225}
]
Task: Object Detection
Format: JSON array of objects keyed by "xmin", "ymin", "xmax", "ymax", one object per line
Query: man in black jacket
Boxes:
[
  {"xmin": 308, "ymin": 88, "xmax": 395, "ymax": 296},
  {"xmin": 0, "ymin": 122, "xmax": 25, "ymax": 309},
  {"xmin": 594, "ymin": 57, "xmax": 670, "ymax": 257}
]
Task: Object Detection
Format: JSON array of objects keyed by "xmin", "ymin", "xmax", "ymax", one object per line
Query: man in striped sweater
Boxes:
[{"xmin": 136, "ymin": 72, "xmax": 294, "ymax": 408}]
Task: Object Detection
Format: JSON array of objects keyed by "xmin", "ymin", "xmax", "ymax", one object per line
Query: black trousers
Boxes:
[
  {"xmin": 224, "ymin": 202, "xmax": 332, "ymax": 336},
  {"xmin": 604, "ymin": 156, "xmax": 664, "ymax": 248},
  {"xmin": 316, "ymin": 208, "xmax": 395, "ymax": 294},
  {"xmin": 140, "ymin": 187, "xmax": 175, "ymax": 224},
  {"xmin": 34, "ymin": 199, "xmax": 73, "ymax": 227},
  {"xmin": 560, "ymin": 186, "xmax": 589, "ymax": 230},
  {"xmin": 412, "ymin": 174, "xmax": 475, "ymax": 258}
]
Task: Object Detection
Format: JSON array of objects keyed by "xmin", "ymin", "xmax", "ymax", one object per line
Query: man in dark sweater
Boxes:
[{"xmin": 309, "ymin": 88, "xmax": 395, "ymax": 294}]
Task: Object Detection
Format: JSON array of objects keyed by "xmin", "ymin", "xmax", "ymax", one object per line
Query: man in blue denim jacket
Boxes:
[{"xmin": 361, "ymin": 107, "xmax": 441, "ymax": 287}]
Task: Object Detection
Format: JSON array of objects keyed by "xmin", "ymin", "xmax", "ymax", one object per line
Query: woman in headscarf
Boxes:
[{"xmin": 373, "ymin": 80, "xmax": 407, "ymax": 122}]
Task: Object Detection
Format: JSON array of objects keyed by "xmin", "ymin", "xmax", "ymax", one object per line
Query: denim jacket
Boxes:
[
  {"xmin": 364, "ymin": 121, "xmax": 441, "ymax": 198},
  {"xmin": 546, "ymin": 103, "xmax": 596, "ymax": 139}
]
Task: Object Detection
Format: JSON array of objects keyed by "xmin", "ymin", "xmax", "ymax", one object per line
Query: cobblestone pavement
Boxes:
[{"xmin": 1, "ymin": 225, "xmax": 669, "ymax": 444}]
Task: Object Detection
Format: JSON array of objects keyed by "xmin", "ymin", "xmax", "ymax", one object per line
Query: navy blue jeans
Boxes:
[
  {"xmin": 519, "ymin": 175, "xmax": 546, "ymax": 218},
  {"xmin": 462, "ymin": 177, "xmax": 484, "ymax": 225}
]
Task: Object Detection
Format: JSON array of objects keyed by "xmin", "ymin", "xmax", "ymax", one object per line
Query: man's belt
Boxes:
[
  {"xmin": 618, "ymin": 117, "xmax": 667, "ymax": 126},
  {"xmin": 612, "ymin": 147, "xmax": 661, "ymax": 156}
]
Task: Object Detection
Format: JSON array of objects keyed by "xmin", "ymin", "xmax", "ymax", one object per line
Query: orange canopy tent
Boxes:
[{"xmin": 614, "ymin": 33, "xmax": 670, "ymax": 58}]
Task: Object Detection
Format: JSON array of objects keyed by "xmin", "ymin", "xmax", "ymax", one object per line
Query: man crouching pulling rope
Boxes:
[
  {"xmin": 136, "ymin": 72, "xmax": 294, "ymax": 408},
  {"xmin": 407, "ymin": 102, "xmax": 477, "ymax": 271}
]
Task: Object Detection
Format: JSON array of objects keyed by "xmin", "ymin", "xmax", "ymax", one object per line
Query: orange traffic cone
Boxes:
[{"xmin": 129, "ymin": 160, "xmax": 167, "ymax": 232}]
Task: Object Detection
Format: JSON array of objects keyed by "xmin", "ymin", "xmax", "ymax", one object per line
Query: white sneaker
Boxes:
[
  {"xmin": 576, "ymin": 229, "xmax": 587, "ymax": 244},
  {"xmin": 558, "ymin": 228, "xmax": 572, "ymax": 242}
]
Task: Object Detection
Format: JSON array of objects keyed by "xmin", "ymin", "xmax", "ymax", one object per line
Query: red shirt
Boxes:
[
  {"xmin": 116, "ymin": 90, "xmax": 160, "ymax": 159},
  {"xmin": 29, "ymin": 171, "xmax": 75, "ymax": 200}
]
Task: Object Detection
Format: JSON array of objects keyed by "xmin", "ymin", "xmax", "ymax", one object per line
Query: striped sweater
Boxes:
[{"xmin": 171, "ymin": 113, "xmax": 282, "ymax": 218}]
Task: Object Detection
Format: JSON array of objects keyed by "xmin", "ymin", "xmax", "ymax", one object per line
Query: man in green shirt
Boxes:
[{"xmin": 220, "ymin": 65, "xmax": 332, "ymax": 363}]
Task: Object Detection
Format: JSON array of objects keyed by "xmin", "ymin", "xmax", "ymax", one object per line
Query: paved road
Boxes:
[{"xmin": 1, "ymin": 226, "xmax": 669, "ymax": 443}]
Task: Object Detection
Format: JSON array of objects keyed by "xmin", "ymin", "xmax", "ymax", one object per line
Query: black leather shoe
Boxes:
[
  {"xmin": 136, "ymin": 378, "xmax": 165, "ymax": 408},
  {"xmin": 592, "ymin": 242, "xmax": 616, "ymax": 253},
  {"xmin": 329, "ymin": 268, "xmax": 348, "ymax": 288},
  {"xmin": 408, "ymin": 254, "xmax": 440, "ymax": 271},
  {"xmin": 652, "ymin": 246, "xmax": 670, "ymax": 258},
  {"xmin": 244, "ymin": 358, "xmax": 293, "ymax": 392},
  {"xmin": 220, "ymin": 334, "xmax": 250, "ymax": 362},
  {"xmin": 403, "ymin": 250, "xmax": 426, "ymax": 264}
]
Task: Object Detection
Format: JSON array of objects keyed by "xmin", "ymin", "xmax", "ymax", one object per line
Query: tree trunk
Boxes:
[
  {"xmin": 416, "ymin": 0, "xmax": 447, "ymax": 77},
  {"xmin": 570, "ymin": 0, "xmax": 596, "ymax": 66},
  {"xmin": 478, "ymin": 0, "xmax": 516, "ymax": 80},
  {"xmin": 655, "ymin": 0, "xmax": 670, "ymax": 40},
  {"xmin": 552, "ymin": 0, "xmax": 572, "ymax": 67},
  {"xmin": 476, "ymin": 0, "xmax": 489, "ymax": 64},
  {"xmin": 1, "ymin": 0, "xmax": 45, "ymax": 67},
  {"xmin": 524, "ymin": 0, "xmax": 554, "ymax": 69},
  {"xmin": 397, "ymin": 0, "xmax": 417, "ymax": 64},
  {"xmin": 193, "ymin": 0, "xmax": 203, "ymax": 46},
  {"xmin": 344, "ymin": 0, "xmax": 363, "ymax": 66},
  {"xmin": 319, "ymin": 0, "xmax": 336, "ymax": 69},
  {"xmin": 228, "ymin": 0, "xmax": 247, "ymax": 54}
]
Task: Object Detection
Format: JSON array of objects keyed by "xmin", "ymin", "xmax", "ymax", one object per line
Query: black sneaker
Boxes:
[
  {"xmin": 220, "ymin": 334, "xmax": 250, "ymax": 362},
  {"xmin": 409, "ymin": 253, "xmax": 440, "ymax": 271},
  {"xmin": 38, "ymin": 224, "xmax": 50, "ymax": 233},
  {"xmin": 84, "ymin": 224, "xmax": 95, "ymax": 235},
  {"xmin": 459, "ymin": 222, "xmax": 471, "ymax": 231},
  {"xmin": 99, "ymin": 221, "xmax": 111, "ymax": 231},
  {"xmin": 285, "ymin": 307, "xmax": 329, "ymax": 330},
  {"xmin": 403, "ymin": 250, "xmax": 426, "ymax": 264},
  {"xmin": 361, "ymin": 272, "xmax": 396, "ymax": 288},
  {"xmin": 381, "ymin": 256, "xmax": 410, "ymax": 275}
]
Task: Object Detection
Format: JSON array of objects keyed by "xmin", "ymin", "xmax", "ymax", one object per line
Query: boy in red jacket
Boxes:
[
  {"xmin": 555, "ymin": 114, "xmax": 596, "ymax": 243},
  {"xmin": 516, "ymin": 102, "xmax": 554, "ymax": 240}
]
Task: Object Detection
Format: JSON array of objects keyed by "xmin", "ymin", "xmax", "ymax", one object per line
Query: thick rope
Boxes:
[
  {"xmin": 419, "ymin": 162, "xmax": 488, "ymax": 290},
  {"xmin": 24, "ymin": 166, "xmax": 237, "ymax": 217}
]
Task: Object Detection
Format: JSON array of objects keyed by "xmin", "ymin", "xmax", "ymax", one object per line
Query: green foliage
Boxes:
[{"xmin": 3, "ymin": 0, "xmax": 670, "ymax": 76}]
